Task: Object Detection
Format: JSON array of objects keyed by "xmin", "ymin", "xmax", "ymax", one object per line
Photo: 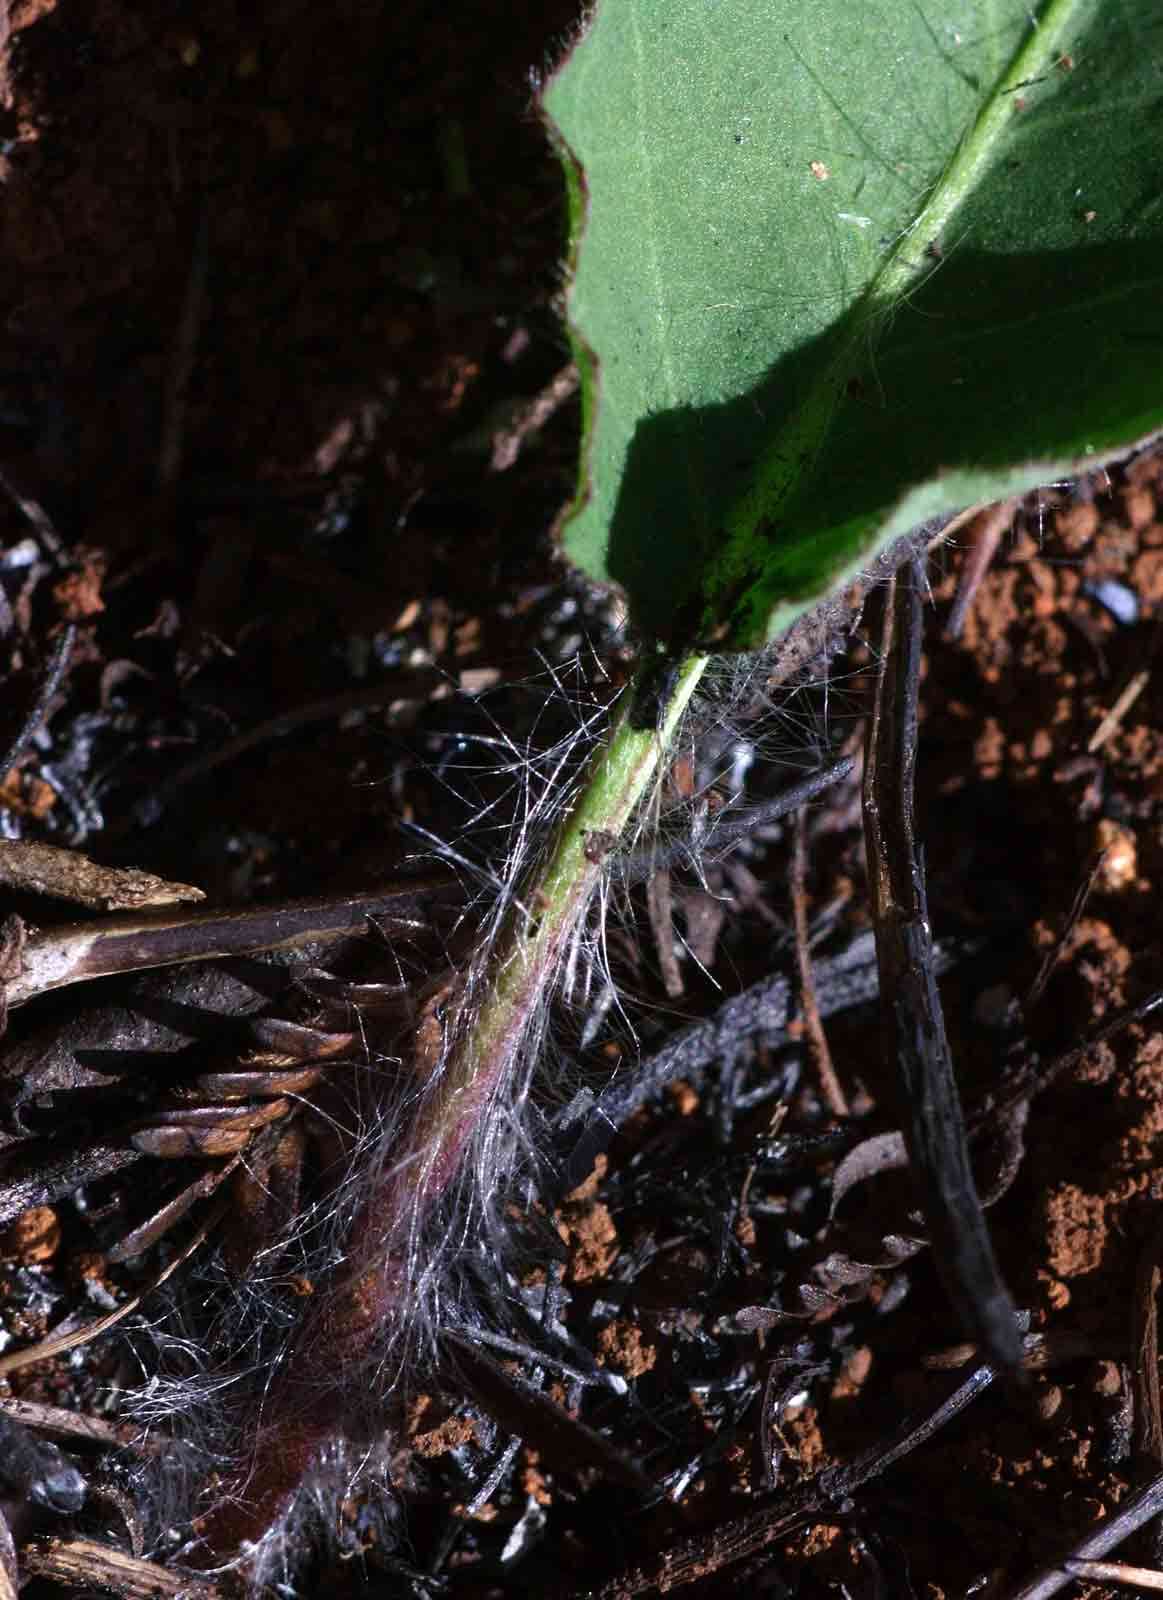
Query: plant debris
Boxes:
[{"xmin": 0, "ymin": 4, "xmax": 1162, "ymax": 1597}]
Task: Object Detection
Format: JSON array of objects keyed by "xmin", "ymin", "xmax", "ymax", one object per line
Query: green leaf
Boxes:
[{"xmin": 541, "ymin": 0, "xmax": 1163, "ymax": 649}]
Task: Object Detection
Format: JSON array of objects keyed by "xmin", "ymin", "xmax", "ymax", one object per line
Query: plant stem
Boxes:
[
  {"xmin": 418, "ymin": 650, "xmax": 710, "ymax": 1200},
  {"xmin": 199, "ymin": 651, "xmax": 709, "ymax": 1562}
]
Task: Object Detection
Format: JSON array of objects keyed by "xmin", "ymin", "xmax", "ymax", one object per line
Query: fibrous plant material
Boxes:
[
  {"xmin": 0, "ymin": 528, "xmax": 999, "ymax": 1589},
  {"xmin": 6, "ymin": 493, "xmax": 1153, "ymax": 1595},
  {"xmin": 574, "ymin": 1353, "xmax": 1019, "ymax": 1599},
  {"xmin": 0, "ymin": 608, "xmax": 880, "ymax": 1585},
  {"xmin": 0, "ymin": 841, "xmax": 204, "ymax": 913},
  {"xmin": 20, "ymin": 1538, "xmax": 223, "ymax": 1600},
  {"xmin": 181, "ymin": 654, "xmax": 712, "ymax": 1568}
]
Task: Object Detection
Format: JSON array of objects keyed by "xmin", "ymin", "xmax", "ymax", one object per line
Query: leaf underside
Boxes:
[{"xmin": 542, "ymin": 0, "xmax": 1163, "ymax": 649}]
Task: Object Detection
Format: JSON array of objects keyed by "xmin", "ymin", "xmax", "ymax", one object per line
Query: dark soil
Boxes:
[{"xmin": 1, "ymin": 6, "xmax": 1162, "ymax": 1600}]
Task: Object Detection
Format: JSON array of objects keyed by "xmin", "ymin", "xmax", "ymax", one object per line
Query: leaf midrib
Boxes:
[{"xmin": 708, "ymin": 0, "xmax": 1089, "ymax": 633}]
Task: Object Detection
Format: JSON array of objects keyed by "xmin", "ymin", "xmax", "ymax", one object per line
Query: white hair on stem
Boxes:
[{"xmin": 117, "ymin": 631, "xmax": 863, "ymax": 1592}]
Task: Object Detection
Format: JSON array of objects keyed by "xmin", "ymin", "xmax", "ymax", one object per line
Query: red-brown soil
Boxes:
[{"xmin": 1, "ymin": 6, "xmax": 1163, "ymax": 1600}]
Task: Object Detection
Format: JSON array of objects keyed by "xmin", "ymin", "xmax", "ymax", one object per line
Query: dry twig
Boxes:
[
  {"xmin": 1002, "ymin": 1469, "xmax": 1163, "ymax": 1600},
  {"xmin": 790, "ymin": 806, "xmax": 847, "ymax": 1116},
  {"xmin": 864, "ymin": 562, "xmax": 1020, "ymax": 1373},
  {"xmin": 1134, "ymin": 1218, "xmax": 1163, "ymax": 1467},
  {"xmin": 575, "ymin": 1358, "xmax": 1002, "ymax": 1597},
  {"xmin": 1064, "ymin": 1558, "xmax": 1163, "ymax": 1591},
  {"xmin": 944, "ymin": 497, "xmax": 1019, "ymax": 640},
  {"xmin": 1023, "ymin": 848, "xmax": 1108, "ymax": 1014},
  {"xmin": 21, "ymin": 1538, "xmax": 223, "ymax": 1599},
  {"xmin": 2, "ymin": 878, "xmax": 456, "ymax": 1010},
  {"xmin": 0, "ymin": 840, "xmax": 203, "ymax": 911}
]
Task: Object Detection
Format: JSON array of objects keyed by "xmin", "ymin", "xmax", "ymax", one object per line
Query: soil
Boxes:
[{"xmin": 0, "ymin": 6, "xmax": 1162, "ymax": 1600}]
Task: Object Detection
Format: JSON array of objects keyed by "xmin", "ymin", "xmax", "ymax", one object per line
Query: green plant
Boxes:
[
  {"xmin": 428, "ymin": 0, "xmax": 1163, "ymax": 1376},
  {"xmin": 44, "ymin": 2, "xmax": 1156, "ymax": 1567},
  {"xmin": 543, "ymin": 0, "xmax": 1163, "ymax": 648}
]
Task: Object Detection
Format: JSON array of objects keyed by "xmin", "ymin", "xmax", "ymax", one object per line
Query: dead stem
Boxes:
[
  {"xmin": 443, "ymin": 1331, "xmax": 650, "ymax": 1492},
  {"xmin": 617, "ymin": 755, "xmax": 854, "ymax": 882},
  {"xmin": 944, "ymin": 497, "xmax": 1018, "ymax": 640},
  {"xmin": 577, "ymin": 1357, "xmax": 1002, "ymax": 1598},
  {"xmin": 489, "ymin": 360, "xmax": 579, "ymax": 472},
  {"xmin": 790, "ymin": 805, "xmax": 848, "ymax": 1117},
  {"xmin": 1023, "ymin": 848, "xmax": 1108, "ymax": 1013},
  {"xmin": 863, "ymin": 561, "xmax": 1021, "ymax": 1375},
  {"xmin": 646, "ymin": 864, "xmax": 683, "ymax": 998},
  {"xmin": 1063, "ymin": 1558, "xmax": 1163, "ymax": 1591},
  {"xmin": 1133, "ymin": 1218, "xmax": 1163, "ymax": 1468},
  {"xmin": 1002, "ymin": 1470, "xmax": 1163, "ymax": 1600},
  {"xmin": 2, "ymin": 880, "xmax": 456, "ymax": 1010},
  {"xmin": 22, "ymin": 1538, "xmax": 223, "ymax": 1600}
]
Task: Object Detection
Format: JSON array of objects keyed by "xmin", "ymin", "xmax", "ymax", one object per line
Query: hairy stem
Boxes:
[
  {"xmin": 412, "ymin": 651, "xmax": 709, "ymax": 1204},
  {"xmin": 199, "ymin": 653, "xmax": 709, "ymax": 1560}
]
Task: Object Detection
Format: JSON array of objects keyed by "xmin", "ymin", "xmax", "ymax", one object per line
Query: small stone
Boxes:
[
  {"xmin": 1058, "ymin": 500, "xmax": 1098, "ymax": 549},
  {"xmin": 1094, "ymin": 819, "xmax": 1136, "ymax": 891},
  {"xmin": 2, "ymin": 1205, "xmax": 60, "ymax": 1264},
  {"xmin": 1033, "ymin": 1382, "xmax": 1063, "ymax": 1423},
  {"xmin": 1091, "ymin": 1361, "xmax": 1123, "ymax": 1397},
  {"xmin": 1043, "ymin": 1276, "xmax": 1071, "ymax": 1311},
  {"xmin": 1124, "ymin": 486, "xmax": 1156, "ymax": 531}
]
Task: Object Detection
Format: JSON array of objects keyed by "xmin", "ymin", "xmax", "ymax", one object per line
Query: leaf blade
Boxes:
[{"xmin": 543, "ymin": 0, "xmax": 1163, "ymax": 646}]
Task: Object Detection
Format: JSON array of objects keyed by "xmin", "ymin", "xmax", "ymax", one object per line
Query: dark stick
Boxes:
[
  {"xmin": 1133, "ymin": 1219, "xmax": 1163, "ymax": 1467},
  {"xmin": 0, "ymin": 623, "xmax": 76, "ymax": 784},
  {"xmin": 0, "ymin": 1144, "xmax": 142, "ymax": 1233},
  {"xmin": 1003, "ymin": 1469, "xmax": 1163, "ymax": 1600},
  {"xmin": 790, "ymin": 805, "xmax": 848, "ymax": 1116},
  {"xmin": 1023, "ymin": 847, "xmax": 1108, "ymax": 1015},
  {"xmin": 3, "ymin": 877, "xmax": 458, "ymax": 1009},
  {"xmin": 572, "ymin": 1358, "xmax": 1000, "ymax": 1598},
  {"xmin": 863, "ymin": 563, "xmax": 1021, "ymax": 1375},
  {"xmin": 156, "ymin": 207, "xmax": 210, "ymax": 498},
  {"xmin": 555, "ymin": 930, "xmax": 978, "ymax": 1195},
  {"xmin": 443, "ymin": 1332, "xmax": 651, "ymax": 1494}
]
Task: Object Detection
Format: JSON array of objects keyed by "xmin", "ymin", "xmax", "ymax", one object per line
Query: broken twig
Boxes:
[
  {"xmin": 863, "ymin": 562, "xmax": 1021, "ymax": 1374},
  {"xmin": 576, "ymin": 1357, "xmax": 1001, "ymax": 1597},
  {"xmin": 1003, "ymin": 1469, "xmax": 1163, "ymax": 1600},
  {"xmin": 944, "ymin": 497, "xmax": 1018, "ymax": 640},
  {"xmin": 790, "ymin": 806, "xmax": 847, "ymax": 1117},
  {"xmin": 2, "ymin": 878, "xmax": 456, "ymax": 1009}
]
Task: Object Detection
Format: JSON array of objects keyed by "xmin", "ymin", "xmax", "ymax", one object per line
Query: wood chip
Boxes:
[
  {"xmin": 21, "ymin": 1538, "xmax": 223, "ymax": 1599},
  {"xmin": 0, "ymin": 840, "xmax": 205, "ymax": 911}
]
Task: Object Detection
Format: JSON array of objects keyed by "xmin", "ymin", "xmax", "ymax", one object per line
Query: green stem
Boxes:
[
  {"xmin": 414, "ymin": 650, "xmax": 709, "ymax": 1200},
  {"xmin": 201, "ymin": 653, "xmax": 711, "ymax": 1565}
]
